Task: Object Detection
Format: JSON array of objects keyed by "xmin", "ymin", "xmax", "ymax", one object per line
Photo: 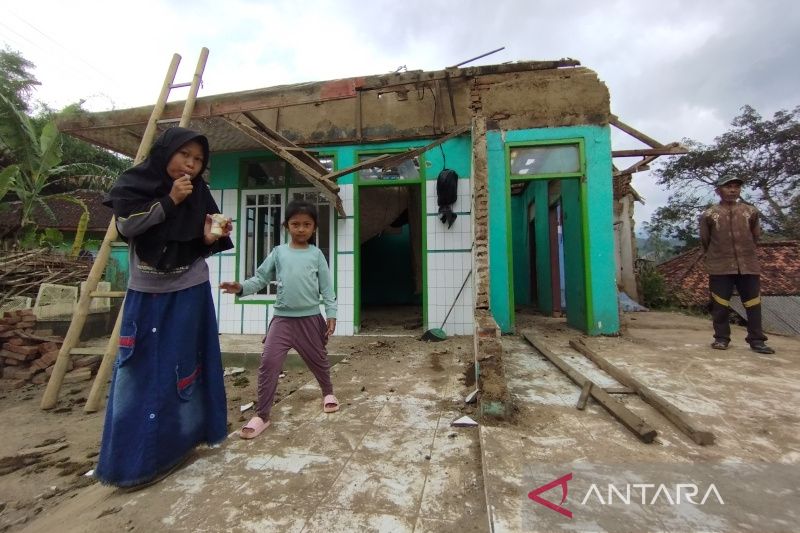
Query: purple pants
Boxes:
[{"xmin": 257, "ymin": 314, "xmax": 333, "ymax": 420}]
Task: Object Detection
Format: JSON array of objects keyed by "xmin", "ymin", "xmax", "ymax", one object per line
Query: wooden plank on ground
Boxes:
[
  {"xmin": 522, "ymin": 331, "xmax": 657, "ymax": 443},
  {"xmin": 569, "ymin": 338, "xmax": 715, "ymax": 446}
]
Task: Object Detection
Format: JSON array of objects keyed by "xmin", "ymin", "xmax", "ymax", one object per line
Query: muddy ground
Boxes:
[{"xmin": 0, "ymin": 334, "xmax": 477, "ymax": 532}]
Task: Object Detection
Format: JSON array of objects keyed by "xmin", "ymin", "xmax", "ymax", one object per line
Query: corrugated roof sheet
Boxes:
[{"xmin": 731, "ymin": 295, "xmax": 800, "ymax": 336}]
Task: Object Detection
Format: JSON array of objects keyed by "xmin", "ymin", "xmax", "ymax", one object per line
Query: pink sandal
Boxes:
[
  {"xmin": 323, "ymin": 394, "xmax": 340, "ymax": 413},
  {"xmin": 239, "ymin": 416, "xmax": 270, "ymax": 439}
]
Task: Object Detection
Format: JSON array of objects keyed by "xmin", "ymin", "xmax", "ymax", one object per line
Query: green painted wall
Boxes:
[
  {"xmin": 486, "ymin": 131, "xmax": 512, "ymax": 331},
  {"xmin": 510, "ymin": 194, "xmax": 528, "ymax": 305},
  {"xmin": 561, "ymin": 178, "xmax": 587, "ymax": 330},
  {"xmin": 533, "ymin": 181, "xmax": 553, "ymax": 314},
  {"xmin": 360, "ymin": 225, "xmax": 418, "ymax": 305},
  {"xmin": 486, "ymin": 125, "xmax": 619, "ymax": 335},
  {"xmin": 511, "ymin": 182, "xmax": 539, "ymax": 306}
]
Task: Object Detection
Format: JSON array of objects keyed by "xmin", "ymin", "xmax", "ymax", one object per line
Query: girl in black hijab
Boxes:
[{"xmin": 96, "ymin": 127, "xmax": 231, "ymax": 488}]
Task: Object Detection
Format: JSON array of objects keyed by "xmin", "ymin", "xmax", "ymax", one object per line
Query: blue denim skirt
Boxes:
[{"xmin": 95, "ymin": 281, "xmax": 227, "ymax": 487}]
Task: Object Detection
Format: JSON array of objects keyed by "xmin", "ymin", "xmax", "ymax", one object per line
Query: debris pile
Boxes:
[
  {"xmin": 0, "ymin": 309, "xmax": 98, "ymax": 389},
  {"xmin": 0, "ymin": 249, "xmax": 93, "ymax": 302}
]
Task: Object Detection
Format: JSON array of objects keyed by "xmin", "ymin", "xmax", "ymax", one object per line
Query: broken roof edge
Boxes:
[{"xmin": 56, "ymin": 58, "xmax": 583, "ymax": 134}]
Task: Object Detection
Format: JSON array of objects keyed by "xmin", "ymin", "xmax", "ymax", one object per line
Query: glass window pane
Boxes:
[
  {"xmin": 358, "ymin": 154, "xmax": 419, "ymax": 181},
  {"xmin": 245, "ymin": 160, "xmax": 286, "ymax": 188},
  {"xmin": 287, "ymin": 156, "xmax": 335, "ymax": 186},
  {"xmin": 243, "ymin": 193, "xmax": 283, "ymax": 296},
  {"xmin": 509, "ymin": 145, "xmax": 580, "ymax": 175}
]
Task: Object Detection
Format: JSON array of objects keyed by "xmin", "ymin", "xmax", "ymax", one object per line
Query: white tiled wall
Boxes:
[
  {"xmin": 216, "ymin": 254, "xmax": 242, "ymax": 333},
  {"xmin": 335, "ymin": 185, "xmax": 355, "ymax": 336},
  {"xmin": 426, "ymin": 251, "xmax": 473, "ymax": 335},
  {"xmin": 339, "ymin": 184, "xmax": 355, "ymax": 217},
  {"xmin": 425, "ymin": 178, "xmax": 473, "ymax": 215},
  {"xmin": 335, "ymin": 253, "xmax": 355, "ymax": 336},
  {"xmin": 209, "ymin": 182, "xmax": 474, "ymax": 337},
  {"xmin": 424, "ymin": 177, "xmax": 474, "ymax": 336},
  {"xmin": 426, "ymin": 214, "xmax": 472, "ymax": 250}
]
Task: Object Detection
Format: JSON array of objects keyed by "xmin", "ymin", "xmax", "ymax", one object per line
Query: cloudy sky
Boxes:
[{"xmin": 3, "ymin": 0, "xmax": 798, "ymax": 226}]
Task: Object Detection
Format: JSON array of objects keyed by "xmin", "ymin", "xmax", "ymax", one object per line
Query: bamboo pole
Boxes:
[
  {"xmin": 180, "ymin": 47, "xmax": 208, "ymax": 127},
  {"xmin": 84, "ymin": 299, "xmax": 123, "ymax": 413},
  {"xmin": 42, "ymin": 54, "xmax": 184, "ymax": 410}
]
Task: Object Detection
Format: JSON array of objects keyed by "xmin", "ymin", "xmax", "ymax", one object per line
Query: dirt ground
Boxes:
[{"xmin": 0, "ymin": 333, "xmax": 479, "ymax": 532}]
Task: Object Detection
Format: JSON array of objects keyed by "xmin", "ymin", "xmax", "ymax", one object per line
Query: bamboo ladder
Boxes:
[{"xmin": 41, "ymin": 48, "xmax": 210, "ymax": 411}]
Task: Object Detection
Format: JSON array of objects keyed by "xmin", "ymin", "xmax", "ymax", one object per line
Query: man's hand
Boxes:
[
  {"xmin": 220, "ymin": 281, "xmax": 242, "ymax": 294},
  {"xmin": 169, "ymin": 175, "xmax": 193, "ymax": 204}
]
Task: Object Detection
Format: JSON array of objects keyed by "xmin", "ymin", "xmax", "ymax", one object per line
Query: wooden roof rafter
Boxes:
[{"xmin": 610, "ymin": 114, "xmax": 688, "ymax": 178}]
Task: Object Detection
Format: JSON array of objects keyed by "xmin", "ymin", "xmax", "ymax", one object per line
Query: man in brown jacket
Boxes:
[{"xmin": 699, "ymin": 175, "xmax": 775, "ymax": 354}]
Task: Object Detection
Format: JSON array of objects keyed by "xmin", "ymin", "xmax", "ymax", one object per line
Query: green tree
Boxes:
[
  {"xmin": 649, "ymin": 105, "xmax": 800, "ymax": 245},
  {"xmin": 34, "ymin": 102, "xmax": 130, "ymax": 193},
  {"xmin": 0, "ymin": 93, "xmax": 97, "ymax": 241},
  {"xmin": 0, "ymin": 47, "xmax": 39, "ymax": 113}
]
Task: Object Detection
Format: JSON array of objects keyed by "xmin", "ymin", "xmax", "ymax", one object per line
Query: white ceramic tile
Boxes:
[{"xmin": 221, "ymin": 189, "xmax": 238, "ymax": 220}]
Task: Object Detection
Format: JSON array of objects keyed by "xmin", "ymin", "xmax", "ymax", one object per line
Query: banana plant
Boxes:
[{"xmin": 0, "ymin": 94, "xmax": 108, "ymax": 242}]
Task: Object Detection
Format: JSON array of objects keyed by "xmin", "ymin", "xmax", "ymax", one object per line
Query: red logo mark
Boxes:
[{"xmin": 528, "ymin": 473, "xmax": 573, "ymax": 518}]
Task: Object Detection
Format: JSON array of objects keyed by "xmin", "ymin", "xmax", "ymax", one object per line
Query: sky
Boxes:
[{"xmin": 2, "ymin": 0, "xmax": 799, "ymax": 227}]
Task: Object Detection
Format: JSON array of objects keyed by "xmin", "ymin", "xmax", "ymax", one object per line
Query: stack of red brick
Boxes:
[{"xmin": 0, "ymin": 309, "xmax": 100, "ymax": 390}]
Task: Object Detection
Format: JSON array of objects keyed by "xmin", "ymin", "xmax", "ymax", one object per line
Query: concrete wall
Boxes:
[
  {"xmin": 486, "ymin": 125, "xmax": 619, "ymax": 335},
  {"xmin": 206, "ymin": 136, "xmax": 474, "ymax": 337}
]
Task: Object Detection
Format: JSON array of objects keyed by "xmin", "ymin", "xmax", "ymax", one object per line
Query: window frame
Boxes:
[
  {"xmin": 236, "ymin": 153, "xmax": 337, "ymax": 304},
  {"xmin": 506, "ymin": 139, "xmax": 585, "ymax": 181}
]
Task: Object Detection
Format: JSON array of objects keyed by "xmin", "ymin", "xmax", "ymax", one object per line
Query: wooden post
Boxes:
[
  {"xmin": 523, "ymin": 331, "xmax": 657, "ymax": 443},
  {"xmin": 83, "ymin": 299, "xmax": 123, "ymax": 413},
  {"xmin": 576, "ymin": 381, "xmax": 592, "ymax": 410},
  {"xmin": 569, "ymin": 338, "xmax": 715, "ymax": 445}
]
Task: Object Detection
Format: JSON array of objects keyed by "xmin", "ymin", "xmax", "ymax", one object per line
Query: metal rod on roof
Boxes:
[{"xmin": 449, "ymin": 47, "xmax": 505, "ymax": 68}]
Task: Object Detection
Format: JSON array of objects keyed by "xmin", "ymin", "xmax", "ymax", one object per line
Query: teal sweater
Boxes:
[{"xmin": 240, "ymin": 244, "xmax": 337, "ymax": 318}]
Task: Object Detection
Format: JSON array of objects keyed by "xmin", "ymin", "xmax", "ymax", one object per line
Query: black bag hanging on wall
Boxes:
[{"xmin": 436, "ymin": 169, "xmax": 458, "ymax": 228}]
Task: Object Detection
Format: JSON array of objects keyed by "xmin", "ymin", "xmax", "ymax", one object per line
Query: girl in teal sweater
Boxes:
[{"xmin": 221, "ymin": 200, "xmax": 338, "ymax": 438}]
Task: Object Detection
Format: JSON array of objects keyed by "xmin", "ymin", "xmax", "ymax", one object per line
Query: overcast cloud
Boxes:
[{"xmin": 3, "ymin": 0, "xmax": 798, "ymax": 226}]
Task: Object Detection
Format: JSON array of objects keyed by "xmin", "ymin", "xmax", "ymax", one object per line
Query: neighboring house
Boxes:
[
  {"xmin": 658, "ymin": 241, "xmax": 800, "ymax": 335},
  {"xmin": 0, "ymin": 190, "xmax": 111, "ymax": 244},
  {"xmin": 57, "ymin": 59, "xmax": 623, "ymax": 337}
]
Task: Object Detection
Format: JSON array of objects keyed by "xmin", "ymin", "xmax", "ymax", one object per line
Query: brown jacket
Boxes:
[{"xmin": 699, "ymin": 202, "xmax": 761, "ymax": 275}]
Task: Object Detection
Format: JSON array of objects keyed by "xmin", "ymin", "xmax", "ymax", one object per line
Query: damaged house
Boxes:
[{"xmin": 57, "ymin": 59, "xmax": 626, "ymax": 337}]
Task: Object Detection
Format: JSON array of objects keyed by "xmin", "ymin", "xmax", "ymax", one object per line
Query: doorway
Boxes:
[
  {"xmin": 358, "ymin": 184, "xmax": 423, "ymax": 334},
  {"xmin": 510, "ymin": 177, "xmax": 587, "ymax": 330}
]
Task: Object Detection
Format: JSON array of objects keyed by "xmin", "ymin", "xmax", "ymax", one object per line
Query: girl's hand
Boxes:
[
  {"xmin": 220, "ymin": 281, "xmax": 242, "ymax": 294},
  {"xmin": 203, "ymin": 215, "xmax": 232, "ymax": 244},
  {"xmin": 325, "ymin": 318, "xmax": 337, "ymax": 341},
  {"xmin": 169, "ymin": 175, "xmax": 193, "ymax": 204}
]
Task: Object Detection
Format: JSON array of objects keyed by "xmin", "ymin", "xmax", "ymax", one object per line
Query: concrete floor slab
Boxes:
[
  {"xmin": 481, "ymin": 311, "xmax": 800, "ymax": 533},
  {"xmin": 17, "ymin": 335, "xmax": 484, "ymax": 533}
]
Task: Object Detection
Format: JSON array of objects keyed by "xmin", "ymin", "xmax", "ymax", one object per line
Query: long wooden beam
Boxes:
[
  {"xmin": 612, "ymin": 147, "xmax": 688, "ymax": 157},
  {"xmin": 569, "ymin": 338, "xmax": 715, "ymax": 445},
  {"xmin": 322, "ymin": 125, "xmax": 470, "ymax": 182},
  {"xmin": 222, "ymin": 116, "xmax": 345, "ymax": 216},
  {"xmin": 614, "ymin": 155, "xmax": 659, "ymax": 177},
  {"xmin": 242, "ymin": 111, "xmax": 330, "ymax": 176},
  {"xmin": 610, "ymin": 115, "xmax": 664, "ymax": 148},
  {"xmin": 522, "ymin": 331, "xmax": 657, "ymax": 443}
]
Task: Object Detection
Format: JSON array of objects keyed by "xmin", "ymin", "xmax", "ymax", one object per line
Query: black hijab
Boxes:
[{"xmin": 105, "ymin": 127, "xmax": 233, "ymax": 270}]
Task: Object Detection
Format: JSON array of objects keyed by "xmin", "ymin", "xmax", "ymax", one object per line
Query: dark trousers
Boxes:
[
  {"xmin": 256, "ymin": 314, "xmax": 333, "ymax": 420},
  {"xmin": 709, "ymin": 274, "xmax": 766, "ymax": 344}
]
